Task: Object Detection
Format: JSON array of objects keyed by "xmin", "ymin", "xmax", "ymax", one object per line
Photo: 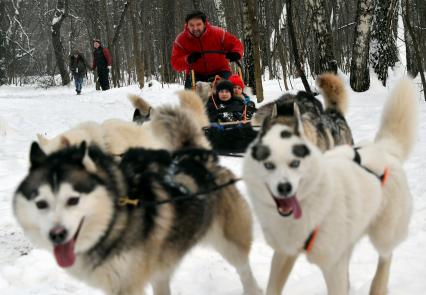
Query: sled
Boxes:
[{"xmin": 203, "ymin": 121, "xmax": 258, "ymax": 156}]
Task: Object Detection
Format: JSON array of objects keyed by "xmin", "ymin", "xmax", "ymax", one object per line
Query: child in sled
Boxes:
[
  {"xmin": 228, "ymin": 74, "xmax": 253, "ymax": 105},
  {"xmin": 207, "ymin": 79, "xmax": 256, "ymax": 123}
]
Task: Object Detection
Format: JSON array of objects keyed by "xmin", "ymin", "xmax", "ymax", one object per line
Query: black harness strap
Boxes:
[
  {"xmin": 118, "ymin": 178, "xmax": 241, "ymax": 208},
  {"xmin": 353, "ymin": 148, "xmax": 386, "ymax": 183}
]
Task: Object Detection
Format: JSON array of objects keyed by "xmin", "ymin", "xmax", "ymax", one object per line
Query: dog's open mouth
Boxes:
[
  {"xmin": 266, "ymin": 185, "xmax": 302, "ymax": 219},
  {"xmin": 53, "ymin": 217, "xmax": 84, "ymax": 268}
]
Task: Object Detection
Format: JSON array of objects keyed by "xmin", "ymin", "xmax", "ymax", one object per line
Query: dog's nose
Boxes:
[
  {"xmin": 49, "ymin": 226, "xmax": 68, "ymax": 244},
  {"xmin": 277, "ymin": 182, "xmax": 292, "ymax": 196}
]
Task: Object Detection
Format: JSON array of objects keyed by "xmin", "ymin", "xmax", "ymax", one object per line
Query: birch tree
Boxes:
[{"xmin": 350, "ymin": 0, "xmax": 373, "ymax": 92}]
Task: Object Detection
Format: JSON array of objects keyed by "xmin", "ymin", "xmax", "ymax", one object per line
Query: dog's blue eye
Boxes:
[
  {"xmin": 264, "ymin": 162, "xmax": 276, "ymax": 170},
  {"xmin": 36, "ymin": 200, "xmax": 49, "ymax": 210},
  {"xmin": 67, "ymin": 197, "xmax": 80, "ymax": 206},
  {"xmin": 289, "ymin": 160, "xmax": 300, "ymax": 168}
]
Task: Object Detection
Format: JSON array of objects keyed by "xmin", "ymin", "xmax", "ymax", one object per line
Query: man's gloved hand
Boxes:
[
  {"xmin": 187, "ymin": 52, "xmax": 203, "ymax": 64},
  {"xmin": 226, "ymin": 52, "xmax": 241, "ymax": 62},
  {"xmin": 107, "ymin": 65, "xmax": 112, "ymax": 71}
]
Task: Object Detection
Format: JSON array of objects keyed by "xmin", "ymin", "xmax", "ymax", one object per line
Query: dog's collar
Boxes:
[
  {"xmin": 353, "ymin": 148, "xmax": 389, "ymax": 186},
  {"xmin": 303, "ymin": 226, "xmax": 319, "ymax": 253}
]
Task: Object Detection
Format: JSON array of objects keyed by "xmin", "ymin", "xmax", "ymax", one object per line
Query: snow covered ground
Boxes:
[{"xmin": 0, "ymin": 74, "xmax": 425, "ymax": 295}]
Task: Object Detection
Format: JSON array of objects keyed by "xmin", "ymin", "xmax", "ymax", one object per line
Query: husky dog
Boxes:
[
  {"xmin": 253, "ymin": 73, "xmax": 353, "ymax": 151},
  {"xmin": 14, "ymin": 105, "xmax": 261, "ymax": 295},
  {"xmin": 243, "ymin": 79, "xmax": 418, "ymax": 295},
  {"xmin": 37, "ymin": 91, "xmax": 209, "ymax": 156}
]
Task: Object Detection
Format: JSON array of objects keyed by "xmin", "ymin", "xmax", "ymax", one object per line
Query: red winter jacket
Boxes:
[
  {"xmin": 171, "ymin": 22, "xmax": 243, "ymax": 76},
  {"xmin": 92, "ymin": 47, "xmax": 112, "ymax": 70}
]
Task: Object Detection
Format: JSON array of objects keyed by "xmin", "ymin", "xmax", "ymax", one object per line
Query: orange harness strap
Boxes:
[
  {"xmin": 210, "ymin": 95, "xmax": 219, "ymax": 110},
  {"xmin": 304, "ymin": 226, "xmax": 320, "ymax": 253},
  {"xmin": 380, "ymin": 167, "xmax": 389, "ymax": 187}
]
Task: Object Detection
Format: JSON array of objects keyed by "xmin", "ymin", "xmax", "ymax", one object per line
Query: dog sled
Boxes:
[
  {"xmin": 203, "ymin": 121, "xmax": 258, "ymax": 156},
  {"xmin": 188, "ymin": 52, "xmax": 258, "ymax": 157}
]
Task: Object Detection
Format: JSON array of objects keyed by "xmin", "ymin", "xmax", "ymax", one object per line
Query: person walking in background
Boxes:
[
  {"xmin": 171, "ymin": 11, "xmax": 243, "ymax": 89},
  {"xmin": 69, "ymin": 49, "xmax": 88, "ymax": 95},
  {"xmin": 92, "ymin": 39, "xmax": 112, "ymax": 91}
]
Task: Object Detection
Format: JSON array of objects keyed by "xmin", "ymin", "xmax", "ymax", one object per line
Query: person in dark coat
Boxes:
[
  {"xmin": 69, "ymin": 50, "xmax": 88, "ymax": 95},
  {"xmin": 171, "ymin": 11, "xmax": 244, "ymax": 89},
  {"xmin": 207, "ymin": 80, "xmax": 256, "ymax": 123},
  {"xmin": 92, "ymin": 39, "xmax": 112, "ymax": 91}
]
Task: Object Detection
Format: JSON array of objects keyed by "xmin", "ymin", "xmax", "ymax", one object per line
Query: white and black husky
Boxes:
[
  {"xmin": 13, "ymin": 105, "xmax": 261, "ymax": 295},
  {"xmin": 243, "ymin": 79, "xmax": 418, "ymax": 295}
]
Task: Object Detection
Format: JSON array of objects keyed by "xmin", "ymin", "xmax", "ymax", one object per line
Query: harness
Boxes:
[
  {"xmin": 118, "ymin": 152, "xmax": 241, "ymax": 208},
  {"xmin": 304, "ymin": 227, "xmax": 320, "ymax": 253},
  {"xmin": 118, "ymin": 178, "xmax": 240, "ymax": 207},
  {"xmin": 353, "ymin": 147, "xmax": 389, "ymax": 187}
]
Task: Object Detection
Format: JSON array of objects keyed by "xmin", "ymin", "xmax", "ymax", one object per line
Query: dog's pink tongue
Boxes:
[
  {"xmin": 53, "ymin": 240, "xmax": 76, "ymax": 268},
  {"xmin": 284, "ymin": 197, "xmax": 302, "ymax": 219},
  {"xmin": 288, "ymin": 197, "xmax": 302, "ymax": 219}
]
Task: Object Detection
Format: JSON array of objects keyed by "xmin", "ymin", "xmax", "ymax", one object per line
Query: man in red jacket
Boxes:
[
  {"xmin": 171, "ymin": 11, "xmax": 243, "ymax": 89},
  {"xmin": 92, "ymin": 39, "xmax": 112, "ymax": 91}
]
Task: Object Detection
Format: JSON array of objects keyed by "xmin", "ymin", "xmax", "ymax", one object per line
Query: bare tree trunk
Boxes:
[
  {"xmin": 123, "ymin": 17, "xmax": 134, "ymax": 85},
  {"xmin": 0, "ymin": 0, "xmax": 8, "ymax": 85},
  {"xmin": 370, "ymin": 0, "xmax": 399, "ymax": 86},
  {"xmin": 130, "ymin": 0, "xmax": 143, "ymax": 88},
  {"xmin": 51, "ymin": 0, "xmax": 70, "ymax": 86},
  {"xmin": 287, "ymin": 0, "xmax": 311, "ymax": 94},
  {"xmin": 402, "ymin": 0, "xmax": 419, "ymax": 77},
  {"xmin": 403, "ymin": 0, "xmax": 426, "ymax": 101},
  {"xmin": 277, "ymin": 31, "xmax": 289, "ymax": 91},
  {"xmin": 308, "ymin": 0, "xmax": 337, "ymax": 74},
  {"xmin": 243, "ymin": 0, "xmax": 264, "ymax": 102},
  {"xmin": 110, "ymin": 0, "xmax": 130, "ymax": 87},
  {"xmin": 350, "ymin": 0, "xmax": 373, "ymax": 92}
]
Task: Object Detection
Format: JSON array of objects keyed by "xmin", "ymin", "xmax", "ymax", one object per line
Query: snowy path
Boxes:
[{"xmin": 0, "ymin": 77, "xmax": 425, "ymax": 294}]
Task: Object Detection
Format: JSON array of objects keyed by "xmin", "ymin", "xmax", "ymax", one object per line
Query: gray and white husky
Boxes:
[
  {"xmin": 13, "ymin": 105, "xmax": 261, "ymax": 295},
  {"xmin": 253, "ymin": 73, "xmax": 353, "ymax": 151},
  {"xmin": 243, "ymin": 79, "xmax": 418, "ymax": 295}
]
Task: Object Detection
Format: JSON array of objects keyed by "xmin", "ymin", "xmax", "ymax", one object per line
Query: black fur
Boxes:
[
  {"xmin": 292, "ymin": 144, "xmax": 310, "ymax": 158},
  {"xmin": 280, "ymin": 130, "xmax": 292, "ymax": 138},
  {"xmin": 252, "ymin": 144, "xmax": 270, "ymax": 161}
]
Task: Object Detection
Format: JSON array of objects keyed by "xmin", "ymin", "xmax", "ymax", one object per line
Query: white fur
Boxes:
[{"xmin": 243, "ymin": 79, "xmax": 418, "ymax": 295}]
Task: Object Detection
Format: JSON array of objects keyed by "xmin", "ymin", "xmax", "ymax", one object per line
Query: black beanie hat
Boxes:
[{"xmin": 216, "ymin": 80, "xmax": 234, "ymax": 94}]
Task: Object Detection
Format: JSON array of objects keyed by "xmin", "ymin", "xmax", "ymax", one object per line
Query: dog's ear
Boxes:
[
  {"xmin": 36, "ymin": 133, "xmax": 49, "ymax": 147},
  {"xmin": 29, "ymin": 141, "xmax": 47, "ymax": 168},
  {"xmin": 132, "ymin": 109, "xmax": 151, "ymax": 125},
  {"xmin": 293, "ymin": 103, "xmax": 305, "ymax": 136},
  {"xmin": 259, "ymin": 115, "xmax": 272, "ymax": 138},
  {"xmin": 275, "ymin": 101, "xmax": 294, "ymax": 117},
  {"xmin": 77, "ymin": 141, "xmax": 97, "ymax": 173},
  {"xmin": 70, "ymin": 141, "xmax": 87, "ymax": 163},
  {"xmin": 271, "ymin": 103, "xmax": 278, "ymax": 118}
]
